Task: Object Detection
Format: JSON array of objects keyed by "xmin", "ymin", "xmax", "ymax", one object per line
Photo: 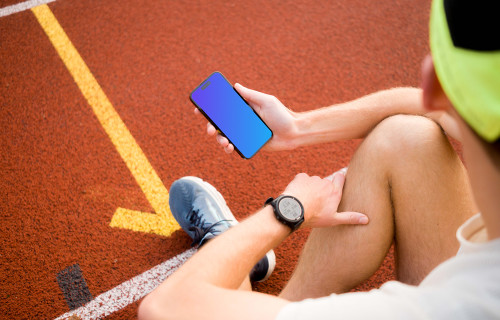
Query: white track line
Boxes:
[
  {"xmin": 54, "ymin": 249, "xmax": 196, "ymax": 320},
  {"xmin": 4, "ymin": 1, "xmax": 191, "ymax": 318},
  {"xmin": 0, "ymin": 0, "xmax": 55, "ymax": 18}
]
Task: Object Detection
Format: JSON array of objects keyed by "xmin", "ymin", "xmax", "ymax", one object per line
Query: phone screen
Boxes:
[{"xmin": 190, "ymin": 72, "xmax": 273, "ymax": 159}]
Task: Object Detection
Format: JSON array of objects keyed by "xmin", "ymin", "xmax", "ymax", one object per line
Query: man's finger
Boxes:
[
  {"xmin": 217, "ymin": 134, "xmax": 229, "ymax": 147},
  {"xmin": 325, "ymin": 167, "xmax": 348, "ymax": 181},
  {"xmin": 207, "ymin": 123, "xmax": 216, "ymax": 136},
  {"xmin": 234, "ymin": 83, "xmax": 271, "ymax": 106},
  {"xmin": 334, "ymin": 211, "xmax": 369, "ymax": 225},
  {"xmin": 225, "ymin": 144, "xmax": 234, "ymax": 154}
]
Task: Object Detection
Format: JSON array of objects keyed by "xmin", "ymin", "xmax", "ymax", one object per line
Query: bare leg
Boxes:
[{"xmin": 280, "ymin": 115, "xmax": 476, "ymax": 301}]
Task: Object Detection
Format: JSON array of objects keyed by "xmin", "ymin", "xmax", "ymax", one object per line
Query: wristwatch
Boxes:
[{"xmin": 265, "ymin": 195, "xmax": 305, "ymax": 232}]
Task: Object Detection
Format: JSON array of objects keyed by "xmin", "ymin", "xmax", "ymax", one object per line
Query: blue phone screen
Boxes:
[{"xmin": 190, "ymin": 72, "xmax": 273, "ymax": 158}]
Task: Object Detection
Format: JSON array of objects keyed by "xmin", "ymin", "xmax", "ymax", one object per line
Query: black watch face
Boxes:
[{"xmin": 278, "ymin": 197, "xmax": 303, "ymax": 222}]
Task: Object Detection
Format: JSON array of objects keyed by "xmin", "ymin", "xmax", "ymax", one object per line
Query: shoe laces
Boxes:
[{"xmin": 187, "ymin": 209, "xmax": 233, "ymax": 247}]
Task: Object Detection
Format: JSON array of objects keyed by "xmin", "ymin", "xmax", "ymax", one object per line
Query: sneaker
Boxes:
[
  {"xmin": 169, "ymin": 176, "xmax": 275, "ymax": 282},
  {"xmin": 249, "ymin": 249, "xmax": 276, "ymax": 282},
  {"xmin": 169, "ymin": 176, "xmax": 236, "ymax": 247}
]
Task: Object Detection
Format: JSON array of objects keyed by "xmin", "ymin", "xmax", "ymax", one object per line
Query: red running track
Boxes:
[{"xmin": 0, "ymin": 0, "xmax": 432, "ymax": 318}]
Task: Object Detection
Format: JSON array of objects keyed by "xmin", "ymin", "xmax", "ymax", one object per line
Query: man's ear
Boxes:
[{"xmin": 421, "ymin": 54, "xmax": 452, "ymax": 112}]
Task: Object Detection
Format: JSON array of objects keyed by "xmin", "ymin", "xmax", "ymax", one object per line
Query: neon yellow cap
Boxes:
[{"xmin": 430, "ymin": 0, "xmax": 500, "ymax": 142}]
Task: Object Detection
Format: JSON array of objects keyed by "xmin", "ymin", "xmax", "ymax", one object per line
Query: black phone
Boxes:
[{"xmin": 190, "ymin": 72, "xmax": 273, "ymax": 159}]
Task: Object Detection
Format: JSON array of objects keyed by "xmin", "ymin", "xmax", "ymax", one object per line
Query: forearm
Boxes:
[
  {"xmin": 171, "ymin": 206, "xmax": 288, "ymax": 288},
  {"xmin": 142, "ymin": 206, "xmax": 290, "ymax": 320},
  {"xmin": 292, "ymin": 87, "xmax": 425, "ymax": 147}
]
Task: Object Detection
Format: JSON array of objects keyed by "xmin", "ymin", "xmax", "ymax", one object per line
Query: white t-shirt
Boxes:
[{"xmin": 276, "ymin": 214, "xmax": 500, "ymax": 319}]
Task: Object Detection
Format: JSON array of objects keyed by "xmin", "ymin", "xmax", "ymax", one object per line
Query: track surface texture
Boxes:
[{"xmin": 1, "ymin": 0, "xmax": 433, "ymax": 318}]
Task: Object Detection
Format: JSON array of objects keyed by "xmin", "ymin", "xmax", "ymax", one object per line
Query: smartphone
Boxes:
[{"xmin": 190, "ymin": 72, "xmax": 273, "ymax": 159}]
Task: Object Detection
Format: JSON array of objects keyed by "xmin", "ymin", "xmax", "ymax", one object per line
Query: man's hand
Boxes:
[
  {"xmin": 194, "ymin": 83, "xmax": 299, "ymax": 153},
  {"xmin": 283, "ymin": 171, "xmax": 369, "ymax": 228}
]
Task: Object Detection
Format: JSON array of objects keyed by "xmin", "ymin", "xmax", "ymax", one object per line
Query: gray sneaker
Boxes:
[{"xmin": 169, "ymin": 176, "xmax": 275, "ymax": 282}]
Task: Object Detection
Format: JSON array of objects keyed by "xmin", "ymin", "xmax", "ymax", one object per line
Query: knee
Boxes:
[{"xmin": 364, "ymin": 115, "xmax": 452, "ymax": 161}]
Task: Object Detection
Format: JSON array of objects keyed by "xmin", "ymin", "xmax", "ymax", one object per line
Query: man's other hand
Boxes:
[
  {"xmin": 283, "ymin": 171, "xmax": 369, "ymax": 228},
  {"xmin": 194, "ymin": 83, "xmax": 299, "ymax": 154}
]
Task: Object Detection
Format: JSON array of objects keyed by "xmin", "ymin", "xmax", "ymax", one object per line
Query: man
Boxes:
[{"xmin": 139, "ymin": 0, "xmax": 500, "ymax": 319}]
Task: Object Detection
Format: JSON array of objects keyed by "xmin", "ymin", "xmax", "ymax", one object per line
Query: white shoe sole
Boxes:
[{"xmin": 260, "ymin": 250, "xmax": 276, "ymax": 282}]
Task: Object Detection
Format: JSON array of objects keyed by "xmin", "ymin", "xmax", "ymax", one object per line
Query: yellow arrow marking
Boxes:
[{"xmin": 32, "ymin": 4, "xmax": 179, "ymax": 237}]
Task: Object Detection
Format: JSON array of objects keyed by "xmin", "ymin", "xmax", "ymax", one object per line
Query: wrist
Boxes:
[
  {"xmin": 258, "ymin": 205, "xmax": 293, "ymax": 237},
  {"xmin": 293, "ymin": 109, "xmax": 338, "ymax": 148},
  {"xmin": 290, "ymin": 111, "xmax": 308, "ymax": 149}
]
